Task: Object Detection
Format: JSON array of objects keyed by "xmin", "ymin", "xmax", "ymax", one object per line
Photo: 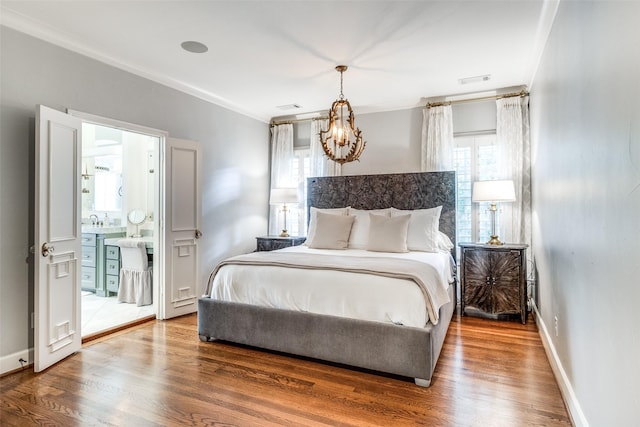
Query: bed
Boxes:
[{"xmin": 198, "ymin": 171, "xmax": 456, "ymax": 387}]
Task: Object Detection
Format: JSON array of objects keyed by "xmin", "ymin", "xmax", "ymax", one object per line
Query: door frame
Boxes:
[{"xmin": 68, "ymin": 109, "xmax": 167, "ymax": 320}]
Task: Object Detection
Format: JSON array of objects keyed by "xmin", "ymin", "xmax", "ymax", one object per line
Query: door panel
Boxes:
[
  {"xmin": 160, "ymin": 138, "xmax": 201, "ymax": 319},
  {"xmin": 35, "ymin": 105, "xmax": 82, "ymax": 371}
]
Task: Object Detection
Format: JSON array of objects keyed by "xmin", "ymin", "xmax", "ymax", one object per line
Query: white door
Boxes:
[
  {"xmin": 34, "ymin": 105, "xmax": 83, "ymax": 371},
  {"xmin": 158, "ymin": 138, "xmax": 201, "ymax": 319}
]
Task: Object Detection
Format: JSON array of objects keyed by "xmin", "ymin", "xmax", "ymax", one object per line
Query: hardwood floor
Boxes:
[{"xmin": 1, "ymin": 312, "xmax": 571, "ymax": 426}]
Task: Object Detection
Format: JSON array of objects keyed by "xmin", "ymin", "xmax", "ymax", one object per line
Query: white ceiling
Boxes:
[{"xmin": 1, "ymin": 1, "xmax": 554, "ymax": 122}]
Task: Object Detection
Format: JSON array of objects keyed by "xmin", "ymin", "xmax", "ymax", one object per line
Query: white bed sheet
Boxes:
[{"xmin": 209, "ymin": 246, "xmax": 454, "ymax": 328}]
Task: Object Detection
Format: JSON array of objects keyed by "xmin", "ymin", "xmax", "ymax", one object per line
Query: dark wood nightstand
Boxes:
[
  {"xmin": 459, "ymin": 243, "xmax": 528, "ymax": 324},
  {"xmin": 256, "ymin": 236, "xmax": 306, "ymax": 252}
]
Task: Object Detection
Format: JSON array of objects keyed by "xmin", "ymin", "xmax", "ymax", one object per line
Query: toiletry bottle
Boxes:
[{"xmin": 104, "ymin": 213, "xmax": 110, "ymax": 227}]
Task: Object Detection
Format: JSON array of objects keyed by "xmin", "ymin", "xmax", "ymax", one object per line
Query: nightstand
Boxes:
[
  {"xmin": 256, "ymin": 236, "xmax": 306, "ymax": 252},
  {"xmin": 459, "ymin": 243, "xmax": 528, "ymax": 324}
]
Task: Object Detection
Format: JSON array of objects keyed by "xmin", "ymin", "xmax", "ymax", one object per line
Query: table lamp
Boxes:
[
  {"xmin": 269, "ymin": 188, "xmax": 298, "ymax": 237},
  {"xmin": 472, "ymin": 180, "xmax": 516, "ymax": 245}
]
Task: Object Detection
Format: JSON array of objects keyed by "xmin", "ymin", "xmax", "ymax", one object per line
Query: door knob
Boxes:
[
  {"xmin": 41, "ymin": 242, "xmax": 54, "ymax": 257},
  {"xmin": 195, "ymin": 229, "xmax": 203, "ymax": 239}
]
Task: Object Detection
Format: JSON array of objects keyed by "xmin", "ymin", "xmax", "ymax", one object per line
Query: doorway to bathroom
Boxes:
[{"xmin": 79, "ymin": 120, "xmax": 159, "ymax": 338}]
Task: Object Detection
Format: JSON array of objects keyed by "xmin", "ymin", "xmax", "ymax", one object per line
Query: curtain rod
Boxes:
[
  {"xmin": 426, "ymin": 90, "xmax": 529, "ymax": 109},
  {"xmin": 270, "ymin": 116, "xmax": 329, "ymax": 127}
]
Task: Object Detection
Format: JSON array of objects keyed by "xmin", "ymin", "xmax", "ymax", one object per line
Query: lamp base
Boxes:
[
  {"xmin": 279, "ymin": 229, "xmax": 290, "ymax": 237},
  {"xmin": 486, "ymin": 235, "xmax": 504, "ymax": 245}
]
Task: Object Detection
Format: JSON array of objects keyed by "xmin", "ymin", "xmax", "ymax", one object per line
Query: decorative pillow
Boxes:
[
  {"xmin": 347, "ymin": 208, "xmax": 392, "ymax": 249},
  {"xmin": 307, "ymin": 212, "xmax": 355, "ymax": 249},
  {"xmin": 391, "ymin": 206, "xmax": 442, "ymax": 252},
  {"xmin": 436, "ymin": 231, "xmax": 455, "ymax": 252},
  {"xmin": 366, "ymin": 213, "xmax": 411, "ymax": 253},
  {"xmin": 305, "ymin": 206, "xmax": 349, "ymax": 245}
]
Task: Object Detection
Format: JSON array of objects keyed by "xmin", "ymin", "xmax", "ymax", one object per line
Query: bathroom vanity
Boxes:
[{"xmin": 81, "ymin": 226, "xmax": 126, "ymax": 297}]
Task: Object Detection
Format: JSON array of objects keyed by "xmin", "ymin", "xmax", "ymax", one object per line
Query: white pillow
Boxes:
[
  {"xmin": 305, "ymin": 206, "xmax": 349, "ymax": 245},
  {"xmin": 391, "ymin": 206, "xmax": 442, "ymax": 252},
  {"xmin": 436, "ymin": 231, "xmax": 454, "ymax": 252},
  {"xmin": 366, "ymin": 213, "xmax": 411, "ymax": 253},
  {"xmin": 347, "ymin": 208, "xmax": 392, "ymax": 249},
  {"xmin": 307, "ymin": 212, "xmax": 355, "ymax": 249}
]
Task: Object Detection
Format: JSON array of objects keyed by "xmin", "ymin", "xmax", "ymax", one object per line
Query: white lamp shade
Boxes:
[
  {"xmin": 269, "ymin": 188, "xmax": 298, "ymax": 205},
  {"xmin": 472, "ymin": 180, "xmax": 516, "ymax": 202}
]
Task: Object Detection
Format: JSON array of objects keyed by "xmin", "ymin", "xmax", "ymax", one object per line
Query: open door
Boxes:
[
  {"xmin": 34, "ymin": 105, "xmax": 83, "ymax": 371},
  {"xmin": 158, "ymin": 138, "xmax": 201, "ymax": 319}
]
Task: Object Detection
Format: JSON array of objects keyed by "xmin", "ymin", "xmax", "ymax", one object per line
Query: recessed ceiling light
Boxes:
[
  {"xmin": 181, "ymin": 41, "xmax": 208, "ymax": 54},
  {"xmin": 458, "ymin": 74, "xmax": 491, "ymax": 85}
]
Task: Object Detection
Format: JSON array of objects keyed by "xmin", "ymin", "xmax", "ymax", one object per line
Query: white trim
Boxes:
[
  {"xmin": 1, "ymin": 8, "xmax": 268, "ymax": 123},
  {"xmin": 532, "ymin": 300, "xmax": 589, "ymax": 427},
  {"xmin": 0, "ymin": 348, "xmax": 33, "ymax": 376},
  {"xmin": 526, "ymin": 0, "xmax": 561, "ymax": 90},
  {"xmin": 67, "ymin": 109, "xmax": 169, "ymax": 139}
]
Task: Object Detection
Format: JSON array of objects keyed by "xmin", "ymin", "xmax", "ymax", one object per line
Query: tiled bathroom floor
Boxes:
[{"xmin": 82, "ymin": 292, "xmax": 155, "ymax": 337}]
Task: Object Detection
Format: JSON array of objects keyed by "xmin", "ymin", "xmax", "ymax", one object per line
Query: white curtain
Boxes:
[
  {"xmin": 421, "ymin": 105, "xmax": 454, "ymax": 171},
  {"xmin": 310, "ymin": 119, "xmax": 341, "ymax": 177},
  {"xmin": 269, "ymin": 124, "xmax": 294, "ymax": 235},
  {"xmin": 496, "ymin": 95, "xmax": 531, "ymax": 250}
]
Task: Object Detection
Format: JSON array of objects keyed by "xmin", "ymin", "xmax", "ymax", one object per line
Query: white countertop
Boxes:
[{"xmin": 82, "ymin": 225, "xmax": 127, "ymax": 234}]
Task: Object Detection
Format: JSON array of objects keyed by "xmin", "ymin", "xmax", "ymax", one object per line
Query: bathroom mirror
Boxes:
[{"xmin": 128, "ymin": 209, "xmax": 146, "ymax": 237}]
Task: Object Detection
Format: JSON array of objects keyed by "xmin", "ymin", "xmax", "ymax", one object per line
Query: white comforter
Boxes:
[{"xmin": 208, "ymin": 246, "xmax": 454, "ymax": 328}]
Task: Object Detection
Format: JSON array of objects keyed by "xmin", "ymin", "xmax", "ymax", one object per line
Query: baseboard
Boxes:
[
  {"xmin": 531, "ymin": 301, "xmax": 589, "ymax": 427},
  {"xmin": 0, "ymin": 348, "xmax": 33, "ymax": 377}
]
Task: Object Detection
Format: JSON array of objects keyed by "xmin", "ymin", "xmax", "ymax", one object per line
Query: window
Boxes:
[
  {"xmin": 453, "ymin": 133, "xmax": 500, "ymax": 244},
  {"xmin": 289, "ymin": 148, "xmax": 311, "ymax": 237}
]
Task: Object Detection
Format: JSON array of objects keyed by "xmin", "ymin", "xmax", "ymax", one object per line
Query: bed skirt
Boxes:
[{"xmin": 197, "ymin": 284, "xmax": 455, "ymax": 387}]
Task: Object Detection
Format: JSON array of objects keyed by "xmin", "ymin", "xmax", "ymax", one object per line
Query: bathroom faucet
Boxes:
[{"xmin": 89, "ymin": 214, "xmax": 99, "ymax": 225}]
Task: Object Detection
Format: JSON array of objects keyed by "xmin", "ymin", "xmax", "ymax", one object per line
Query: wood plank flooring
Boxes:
[{"xmin": 1, "ymin": 312, "xmax": 572, "ymax": 426}]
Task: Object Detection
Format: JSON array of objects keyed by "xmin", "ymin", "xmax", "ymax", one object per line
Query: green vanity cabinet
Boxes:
[
  {"xmin": 105, "ymin": 245, "xmax": 121, "ymax": 295},
  {"xmin": 81, "ymin": 229, "xmax": 126, "ymax": 297}
]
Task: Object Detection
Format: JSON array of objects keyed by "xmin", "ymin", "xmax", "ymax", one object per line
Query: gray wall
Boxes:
[
  {"xmin": 316, "ymin": 101, "xmax": 496, "ymax": 176},
  {"xmin": 0, "ymin": 27, "xmax": 269, "ymax": 365},
  {"xmin": 530, "ymin": 2, "xmax": 640, "ymax": 425}
]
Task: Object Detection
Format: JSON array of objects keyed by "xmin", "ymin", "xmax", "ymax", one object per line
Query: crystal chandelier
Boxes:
[{"xmin": 319, "ymin": 65, "xmax": 366, "ymax": 164}]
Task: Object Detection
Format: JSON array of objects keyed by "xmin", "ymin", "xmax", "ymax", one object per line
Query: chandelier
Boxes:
[{"xmin": 319, "ymin": 65, "xmax": 366, "ymax": 164}]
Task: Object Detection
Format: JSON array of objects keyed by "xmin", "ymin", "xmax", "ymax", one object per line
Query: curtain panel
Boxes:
[
  {"xmin": 421, "ymin": 105, "xmax": 454, "ymax": 172},
  {"xmin": 310, "ymin": 119, "xmax": 341, "ymax": 178},
  {"xmin": 496, "ymin": 95, "xmax": 532, "ymax": 287},
  {"xmin": 269, "ymin": 124, "xmax": 294, "ymax": 235}
]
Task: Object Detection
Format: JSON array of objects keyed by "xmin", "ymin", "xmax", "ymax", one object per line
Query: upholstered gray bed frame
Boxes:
[{"xmin": 198, "ymin": 171, "xmax": 456, "ymax": 387}]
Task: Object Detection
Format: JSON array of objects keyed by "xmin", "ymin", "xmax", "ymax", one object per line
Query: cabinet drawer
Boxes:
[
  {"xmin": 105, "ymin": 245, "xmax": 120, "ymax": 260},
  {"xmin": 105, "ymin": 259, "xmax": 120, "ymax": 276},
  {"xmin": 81, "ymin": 267, "xmax": 96, "ymax": 290},
  {"xmin": 81, "ymin": 233, "xmax": 96, "ymax": 246},
  {"xmin": 106, "ymin": 274, "xmax": 119, "ymax": 292},
  {"xmin": 81, "ymin": 247, "xmax": 96, "ymax": 267}
]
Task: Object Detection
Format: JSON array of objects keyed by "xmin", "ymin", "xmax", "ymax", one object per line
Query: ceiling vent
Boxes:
[
  {"xmin": 276, "ymin": 104, "xmax": 302, "ymax": 110},
  {"xmin": 458, "ymin": 74, "xmax": 491, "ymax": 85}
]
